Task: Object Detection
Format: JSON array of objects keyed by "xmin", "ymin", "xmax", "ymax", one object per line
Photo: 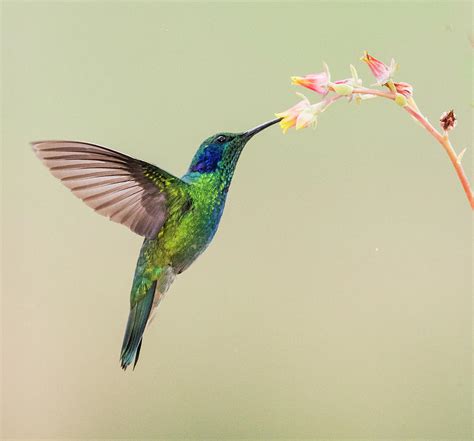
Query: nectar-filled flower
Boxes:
[
  {"xmin": 295, "ymin": 107, "xmax": 318, "ymax": 130},
  {"xmin": 361, "ymin": 51, "xmax": 397, "ymax": 85},
  {"xmin": 291, "ymin": 63, "xmax": 330, "ymax": 95},
  {"xmin": 275, "ymin": 95, "xmax": 324, "ymax": 133},
  {"xmin": 275, "ymin": 98, "xmax": 311, "ymax": 133}
]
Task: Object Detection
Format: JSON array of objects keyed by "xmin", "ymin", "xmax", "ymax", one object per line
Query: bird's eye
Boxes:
[{"xmin": 216, "ymin": 135, "xmax": 227, "ymax": 144}]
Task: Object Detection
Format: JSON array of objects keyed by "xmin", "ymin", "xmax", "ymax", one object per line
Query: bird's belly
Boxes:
[{"xmin": 160, "ymin": 207, "xmax": 223, "ymax": 272}]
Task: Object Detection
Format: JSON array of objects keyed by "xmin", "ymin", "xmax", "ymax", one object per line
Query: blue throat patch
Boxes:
[{"xmin": 189, "ymin": 144, "xmax": 223, "ymax": 173}]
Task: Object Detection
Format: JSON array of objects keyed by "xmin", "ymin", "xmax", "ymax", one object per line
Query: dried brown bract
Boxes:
[{"xmin": 440, "ymin": 110, "xmax": 457, "ymax": 132}]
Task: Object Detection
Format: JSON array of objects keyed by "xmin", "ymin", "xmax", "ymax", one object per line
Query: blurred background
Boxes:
[{"xmin": 1, "ymin": 1, "xmax": 472, "ymax": 439}]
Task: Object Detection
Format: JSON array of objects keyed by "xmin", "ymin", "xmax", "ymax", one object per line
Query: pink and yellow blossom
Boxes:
[
  {"xmin": 275, "ymin": 96, "xmax": 324, "ymax": 133},
  {"xmin": 277, "ymin": 50, "xmax": 473, "ymax": 208},
  {"xmin": 275, "ymin": 99, "xmax": 311, "ymax": 133},
  {"xmin": 291, "ymin": 64, "xmax": 330, "ymax": 95},
  {"xmin": 295, "ymin": 108, "xmax": 318, "ymax": 130},
  {"xmin": 361, "ymin": 51, "xmax": 396, "ymax": 85}
]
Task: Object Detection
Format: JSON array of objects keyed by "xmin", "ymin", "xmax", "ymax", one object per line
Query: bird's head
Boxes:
[{"xmin": 188, "ymin": 117, "xmax": 281, "ymax": 175}]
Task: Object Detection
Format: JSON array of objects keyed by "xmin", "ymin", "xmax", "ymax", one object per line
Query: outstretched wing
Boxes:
[{"xmin": 32, "ymin": 140, "xmax": 191, "ymax": 238}]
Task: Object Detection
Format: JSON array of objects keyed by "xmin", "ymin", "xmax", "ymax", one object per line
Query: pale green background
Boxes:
[{"xmin": 1, "ymin": 1, "xmax": 472, "ymax": 440}]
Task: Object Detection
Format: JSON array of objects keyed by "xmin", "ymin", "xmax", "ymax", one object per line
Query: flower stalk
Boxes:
[{"xmin": 276, "ymin": 52, "xmax": 473, "ymax": 209}]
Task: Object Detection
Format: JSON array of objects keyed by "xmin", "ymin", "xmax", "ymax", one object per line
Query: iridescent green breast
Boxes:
[{"xmin": 141, "ymin": 171, "xmax": 228, "ymax": 272}]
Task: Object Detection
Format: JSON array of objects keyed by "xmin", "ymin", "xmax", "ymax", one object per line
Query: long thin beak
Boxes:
[{"xmin": 244, "ymin": 117, "xmax": 282, "ymax": 139}]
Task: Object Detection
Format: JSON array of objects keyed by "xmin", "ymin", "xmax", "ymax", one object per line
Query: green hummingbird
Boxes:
[{"xmin": 32, "ymin": 117, "xmax": 281, "ymax": 370}]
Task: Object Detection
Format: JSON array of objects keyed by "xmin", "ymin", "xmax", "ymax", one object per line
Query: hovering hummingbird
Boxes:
[{"xmin": 32, "ymin": 117, "xmax": 281, "ymax": 370}]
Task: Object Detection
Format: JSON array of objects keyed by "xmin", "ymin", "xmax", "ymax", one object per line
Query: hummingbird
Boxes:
[{"xmin": 32, "ymin": 117, "xmax": 281, "ymax": 370}]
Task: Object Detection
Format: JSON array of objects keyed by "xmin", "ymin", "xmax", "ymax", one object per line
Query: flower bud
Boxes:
[
  {"xmin": 361, "ymin": 51, "xmax": 397, "ymax": 85},
  {"xmin": 394, "ymin": 82, "xmax": 413, "ymax": 98},
  {"xmin": 291, "ymin": 64, "xmax": 331, "ymax": 95}
]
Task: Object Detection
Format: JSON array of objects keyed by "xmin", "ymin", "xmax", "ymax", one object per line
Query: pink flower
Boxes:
[
  {"xmin": 275, "ymin": 95, "xmax": 322, "ymax": 133},
  {"xmin": 393, "ymin": 82, "xmax": 413, "ymax": 97},
  {"xmin": 361, "ymin": 51, "xmax": 396, "ymax": 85},
  {"xmin": 275, "ymin": 99, "xmax": 310, "ymax": 133},
  {"xmin": 291, "ymin": 64, "xmax": 330, "ymax": 95},
  {"xmin": 294, "ymin": 107, "xmax": 318, "ymax": 130}
]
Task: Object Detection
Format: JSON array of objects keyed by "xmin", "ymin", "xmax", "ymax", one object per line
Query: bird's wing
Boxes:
[{"xmin": 32, "ymin": 140, "xmax": 191, "ymax": 238}]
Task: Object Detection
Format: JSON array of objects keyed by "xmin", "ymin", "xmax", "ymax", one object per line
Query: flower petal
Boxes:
[
  {"xmin": 296, "ymin": 108, "xmax": 317, "ymax": 130},
  {"xmin": 361, "ymin": 51, "xmax": 395, "ymax": 85},
  {"xmin": 291, "ymin": 66, "xmax": 330, "ymax": 95},
  {"xmin": 393, "ymin": 81, "xmax": 413, "ymax": 97}
]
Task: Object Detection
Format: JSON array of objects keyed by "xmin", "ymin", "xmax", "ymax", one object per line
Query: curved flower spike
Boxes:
[
  {"xmin": 361, "ymin": 51, "xmax": 397, "ymax": 85},
  {"xmin": 291, "ymin": 63, "xmax": 330, "ymax": 95}
]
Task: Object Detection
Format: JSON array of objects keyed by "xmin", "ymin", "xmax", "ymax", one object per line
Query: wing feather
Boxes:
[{"xmin": 32, "ymin": 140, "xmax": 191, "ymax": 238}]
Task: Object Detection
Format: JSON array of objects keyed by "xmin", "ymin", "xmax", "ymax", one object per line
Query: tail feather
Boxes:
[
  {"xmin": 133, "ymin": 339, "xmax": 144, "ymax": 369},
  {"xmin": 120, "ymin": 280, "xmax": 156, "ymax": 370}
]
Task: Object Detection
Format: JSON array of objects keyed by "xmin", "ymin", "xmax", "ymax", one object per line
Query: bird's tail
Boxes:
[
  {"xmin": 120, "ymin": 280, "xmax": 156, "ymax": 370},
  {"xmin": 120, "ymin": 262, "xmax": 176, "ymax": 370}
]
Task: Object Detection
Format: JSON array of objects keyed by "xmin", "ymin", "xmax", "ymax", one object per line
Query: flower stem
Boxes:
[
  {"xmin": 352, "ymin": 87, "xmax": 395, "ymax": 99},
  {"xmin": 321, "ymin": 94, "xmax": 344, "ymax": 109},
  {"xmin": 403, "ymin": 106, "xmax": 474, "ymax": 209},
  {"xmin": 342, "ymin": 88, "xmax": 473, "ymax": 208}
]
